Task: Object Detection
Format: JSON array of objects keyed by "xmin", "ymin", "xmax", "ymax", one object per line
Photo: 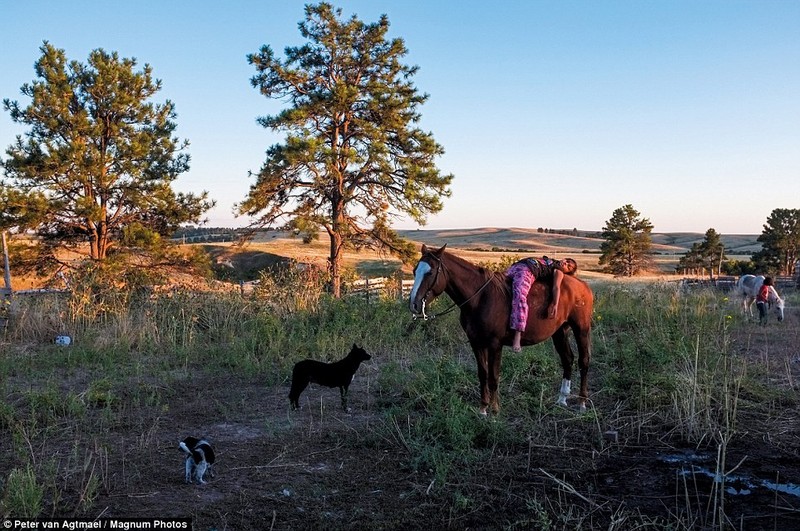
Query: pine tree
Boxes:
[
  {"xmin": 238, "ymin": 3, "xmax": 452, "ymax": 297},
  {"xmin": 698, "ymin": 228, "xmax": 725, "ymax": 278},
  {"xmin": 1, "ymin": 42, "xmax": 212, "ymax": 262},
  {"xmin": 753, "ymin": 208, "xmax": 800, "ymax": 275},
  {"xmin": 599, "ymin": 204, "xmax": 654, "ymax": 277}
]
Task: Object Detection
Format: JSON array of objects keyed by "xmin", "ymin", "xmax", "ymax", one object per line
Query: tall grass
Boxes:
[{"xmin": 0, "ymin": 273, "xmax": 795, "ymax": 527}]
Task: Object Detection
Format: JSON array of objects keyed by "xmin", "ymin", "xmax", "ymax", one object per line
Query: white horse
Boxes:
[{"xmin": 736, "ymin": 274, "xmax": 784, "ymax": 322}]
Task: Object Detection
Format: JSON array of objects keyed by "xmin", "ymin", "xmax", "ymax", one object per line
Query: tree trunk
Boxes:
[
  {"xmin": 327, "ymin": 196, "xmax": 346, "ymax": 298},
  {"xmin": 89, "ymin": 229, "xmax": 100, "ymax": 260},
  {"xmin": 328, "ymin": 230, "xmax": 343, "ymax": 298},
  {"xmin": 88, "ymin": 222, "xmax": 111, "ymax": 260}
]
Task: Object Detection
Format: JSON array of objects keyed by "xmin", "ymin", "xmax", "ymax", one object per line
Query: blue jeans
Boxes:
[{"xmin": 757, "ymin": 301, "xmax": 768, "ymax": 322}]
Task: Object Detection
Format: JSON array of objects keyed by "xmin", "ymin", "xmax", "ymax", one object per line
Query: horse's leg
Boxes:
[
  {"xmin": 551, "ymin": 326, "xmax": 574, "ymax": 408},
  {"xmin": 487, "ymin": 346, "xmax": 503, "ymax": 413},
  {"xmin": 573, "ymin": 323, "xmax": 592, "ymax": 412},
  {"xmin": 472, "ymin": 344, "xmax": 491, "ymax": 416}
]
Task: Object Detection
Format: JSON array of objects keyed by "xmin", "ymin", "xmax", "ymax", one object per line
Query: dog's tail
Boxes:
[{"xmin": 179, "ymin": 441, "xmax": 191, "ymax": 454}]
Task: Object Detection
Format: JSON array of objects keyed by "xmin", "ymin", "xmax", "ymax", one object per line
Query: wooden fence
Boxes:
[
  {"xmin": 235, "ymin": 276, "xmax": 416, "ymax": 301},
  {"xmin": 347, "ymin": 276, "xmax": 415, "ymax": 302},
  {"xmin": 680, "ymin": 275, "xmax": 797, "ymax": 291}
]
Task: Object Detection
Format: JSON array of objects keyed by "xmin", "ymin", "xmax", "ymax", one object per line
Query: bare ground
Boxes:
[{"xmin": 2, "ymin": 320, "xmax": 800, "ymax": 530}]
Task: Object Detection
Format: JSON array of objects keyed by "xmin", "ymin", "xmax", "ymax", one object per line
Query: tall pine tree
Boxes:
[
  {"xmin": 238, "ymin": 3, "xmax": 452, "ymax": 297},
  {"xmin": 599, "ymin": 204, "xmax": 654, "ymax": 277},
  {"xmin": 1, "ymin": 42, "xmax": 212, "ymax": 263},
  {"xmin": 753, "ymin": 208, "xmax": 800, "ymax": 275}
]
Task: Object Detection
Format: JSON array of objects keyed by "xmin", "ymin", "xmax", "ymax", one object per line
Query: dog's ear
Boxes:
[{"xmin": 353, "ymin": 343, "xmax": 358, "ymax": 349}]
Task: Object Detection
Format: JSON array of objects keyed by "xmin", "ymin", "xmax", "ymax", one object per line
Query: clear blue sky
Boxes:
[{"xmin": 2, "ymin": 1, "xmax": 798, "ymax": 234}]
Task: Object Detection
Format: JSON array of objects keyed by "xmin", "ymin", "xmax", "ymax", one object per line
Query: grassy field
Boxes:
[
  {"xmin": 1, "ymin": 246, "xmax": 798, "ymax": 528},
  {"xmin": 6, "ymin": 227, "xmax": 758, "ymax": 291},
  {"xmin": 196, "ymin": 227, "xmax": 759, "ymax": 283},
  {"xmin": 3, "ymin": 228, "xmax": 795, "ymax": 529}
]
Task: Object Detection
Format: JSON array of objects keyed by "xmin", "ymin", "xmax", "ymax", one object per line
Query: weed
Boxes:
[{"xmin": 1, "ymin": 465, "xmax": 43, "ymax": 518}]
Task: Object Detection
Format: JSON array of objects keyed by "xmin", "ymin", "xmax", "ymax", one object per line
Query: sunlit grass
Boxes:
[{"xmin": 0, "ymin": 272, "xmax": 796, "ymax": 526}]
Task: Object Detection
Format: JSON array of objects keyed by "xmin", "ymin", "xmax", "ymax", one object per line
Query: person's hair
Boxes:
[
  {"xmin": 763, "ymin": 276, "xmax": 774, "ymax": 286},
  {"xmin": 559, "ymin": 258, "xmax": 578, "ymax": 275}
]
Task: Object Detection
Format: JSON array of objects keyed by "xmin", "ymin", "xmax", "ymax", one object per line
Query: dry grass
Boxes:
[
  {"xmin": 210, "ymin": 228, "xmax": 757, "ymax": 280},
  {"xmin": 7, "ymin": 228, "xmax": 759, "ymax": 290}
]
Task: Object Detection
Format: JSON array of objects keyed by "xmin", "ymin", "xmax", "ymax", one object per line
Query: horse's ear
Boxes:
[
  {"xmin": 435, "ymin": 244, "xmax": 447, "ymax": 255},
  {"xmin": 421, "ymin": 244, "xmax": 428, "ymax": 254}
]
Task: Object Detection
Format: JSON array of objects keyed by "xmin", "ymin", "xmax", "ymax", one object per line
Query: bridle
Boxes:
[{"xmin": 413, "ymin": 253, "xmax": 495, "ymax": 320}]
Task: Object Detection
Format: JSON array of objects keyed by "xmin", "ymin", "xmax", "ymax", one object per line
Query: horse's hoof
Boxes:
[
  {"xmin": 478, "ymin": 407, "xmax": 488, "ymax": 417},
  {"xmin": 556, "ymin": 397, "xmax": 568, "ymax": 407}
]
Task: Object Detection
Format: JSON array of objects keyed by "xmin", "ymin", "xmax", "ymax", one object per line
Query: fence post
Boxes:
[
  {"xmin": 796, "ymin": 260, "xmax": 800, "ymax": 289},
  {"xmin": 398, "ymin": 271, "xmax": 404, "ymax": 302},
  {"xmin": 2, "ymin": 231, "xmax": 11, "ymax": 293},
  {"xmin": 1, "ymin": 231, "xmax": 12, "ymax": 332}
]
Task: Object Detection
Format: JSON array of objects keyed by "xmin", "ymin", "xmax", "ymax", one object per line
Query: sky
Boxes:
[{"xmin": 1, "ymin": 1, "xmax": 798, "ymax": 234}]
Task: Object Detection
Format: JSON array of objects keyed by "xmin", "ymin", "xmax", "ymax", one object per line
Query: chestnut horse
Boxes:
[{"xmin": 409, "ymin": 245, "xmax": 594, "ymax": 414}]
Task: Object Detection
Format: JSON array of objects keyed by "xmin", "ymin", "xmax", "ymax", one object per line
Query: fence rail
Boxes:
[
  {"xmin": 347, "ymin": 277, "xmax": 415, "ymax": 301},
  {"xmin": 680, "ymin": 275, "xmax": 797, "ymax": 291},
  {"xmin": 234, "ymin": 276, "xmax": 415, "ymax": 300}
]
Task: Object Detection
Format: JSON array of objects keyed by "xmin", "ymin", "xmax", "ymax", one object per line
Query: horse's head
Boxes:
[
  {"xmin": 773, "ymin": 296, "xmax": 785, "ymax": 321},
  {"xmin": 409, "ymin": 244, "xmax": 448, "ymax": 319}
]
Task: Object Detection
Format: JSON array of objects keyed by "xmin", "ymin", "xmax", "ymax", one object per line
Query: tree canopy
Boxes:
[
  {"xmin": 675, "ymin": 228, "xmax": 726, "ymax": 277},
  {"xmin": 237, "ymin": 3, "xmax": 453, "ymax": 296},
  {"xmin": 1, "ymin": 42, "xmax": 213, "ymax": 264},
  {"xmin": 753, "ymin": 208, "xmax": 799, "ymax": 276},
  {"xmin": 599, "ymin": 204, "xmax": 654, "ymax": 277}
]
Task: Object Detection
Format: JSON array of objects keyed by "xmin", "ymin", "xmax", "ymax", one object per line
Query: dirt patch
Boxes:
[{"xmin": 2, "ymin": 320, "xmax": 800, "ymax": 529}]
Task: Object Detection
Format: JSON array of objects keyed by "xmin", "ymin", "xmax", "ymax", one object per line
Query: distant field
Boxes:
[
  {"xmin": 213, "ymin": 227, "xmax": 759, "ymax": 279},
  {"xmin": 7, "ymin": 228, "xmax": 760, "ymax": 289},
  {"xmin": 396, "ymin": 227, "xmax": 760, "ymax": 255}
]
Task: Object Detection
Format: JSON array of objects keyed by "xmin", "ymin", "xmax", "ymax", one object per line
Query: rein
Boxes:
[{"xmin": 414, "ymin": 254, "xmax": 495, "ymax": 320}]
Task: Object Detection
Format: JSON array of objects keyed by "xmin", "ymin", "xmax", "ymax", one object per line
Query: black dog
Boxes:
[
  {"xmin": 179, "ymin": 436, "xmax": 215, "ymax": 484},
  {"xmin": 289, "ymin": 344, "xmax": 371, "ymax": 411}
]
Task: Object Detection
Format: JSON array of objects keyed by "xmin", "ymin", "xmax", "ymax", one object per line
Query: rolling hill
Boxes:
[
  {"xmin": 396, "ymin": 227, "xmax": 760, "ymax": 255},
  {"xmin": 7, "ymin": 228, "xmax": 761, "ymax": 290}
]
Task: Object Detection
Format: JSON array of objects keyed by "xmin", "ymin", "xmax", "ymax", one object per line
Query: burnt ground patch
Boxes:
[{"xmin": 2, "ymin": 320, "xmax": 799, "ymax": 530}]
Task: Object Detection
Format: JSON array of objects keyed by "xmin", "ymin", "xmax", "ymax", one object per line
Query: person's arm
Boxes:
[
  {"xmin": 768, "ymin": 286, "xmax": 781, "ymax": 302},
  {"xmin": 548, "ymin": 270, "xmax": 564, "ymax": 318}
]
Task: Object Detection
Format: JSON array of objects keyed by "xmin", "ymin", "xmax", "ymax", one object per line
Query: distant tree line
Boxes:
[
  {"xmin": 599, "ymin": 205, "xmax": 799, "ymax": 278},
  {"xmin": 0, "ymin": 5, "xmax": 452, "ymax": 297},
  {"xmin": 172, "ymin": 226, "xmax": 256, "ymax": 243},
  {"xmin": 674, "ymin": 209, "xmax": 800, "ymax": 278},
  {"xmin": 535, "ymin": 227, "xmax": 604, "ymax": 239}
]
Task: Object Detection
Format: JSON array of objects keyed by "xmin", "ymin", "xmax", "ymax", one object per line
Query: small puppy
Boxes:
[
  {"xmin": 289, "ymin": 344, "xmax": 371, "ymax": 411},
  {"xmin": 179, "ymin": 436, "xmax": 215, "ymax": 484}
]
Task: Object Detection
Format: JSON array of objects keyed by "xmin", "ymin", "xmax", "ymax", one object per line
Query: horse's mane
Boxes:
[{"xmin": 437, "ymin": 249, "xmax": 515, "ymax": 298}]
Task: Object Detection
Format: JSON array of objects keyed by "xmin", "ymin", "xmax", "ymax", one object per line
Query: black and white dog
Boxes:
[{"xmin": 179, "ymin": 436, "xmax": 215, "ymax": 484}]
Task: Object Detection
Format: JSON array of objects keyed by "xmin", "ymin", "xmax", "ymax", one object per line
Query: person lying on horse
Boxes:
[{"xmin": 506, "ymin": 257, "xmax": 578, "ymax": 352}]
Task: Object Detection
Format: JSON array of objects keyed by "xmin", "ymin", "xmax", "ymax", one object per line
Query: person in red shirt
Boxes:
[{"xmin": 756, "ymin": 276, "xmax": 781, "ymax": 324}]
